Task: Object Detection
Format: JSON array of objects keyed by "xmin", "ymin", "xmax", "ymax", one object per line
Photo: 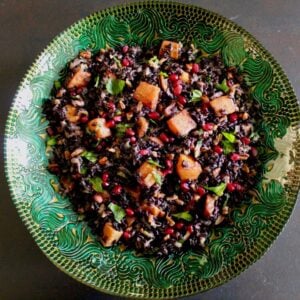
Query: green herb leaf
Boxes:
[
  {"xmin": 108, "ymin": 203, "xmax": 125, "ymax": 223},
  {"xmin": 206, "ymin": 75, "xmax": 212, "ymax": 83},
  {"xmin": 148, "ymin": 56, "xmax": 159, "ymax": 65},
  {"xmin": 191, "ymin": 90, "xmax": 203, "ymax": 102},
  {"xmin": 106, "ymin": 78, "xmax": 125, "ymax": 95},
  {"xmin": 159, "ymin": 71, "xmax": 168, "ymax": 78},
  {"xmin": 80, "ymin": 166, "xmax": 87, "ymax": 175},
  {"xmin": 89, "ymin": 177, "xmax": 103, "ymax": 193},
  {"xmin": 113, "ymin": 57, "xmax": 122, "ymax": 68},
  {"xmin": 222, "ymin": 140, "xmax": 235, "ymax": 154},
  {"xmin": 115, "ymin": 123, "xmax": 131, "ymax": 137},
  {"xmin": 81, "ymin": 151, "xmax": 98, "ymax": 163},
  {"xmin": 47, "ymin": 136, "xmax": 57, "ymax": 146},
  {"xmin": 94, "ymin": 75, "xmax": 100, "ymax": 88},
  {"xmin": 172, "ymin": 211, "xmax": 193, "ymax": 222},
  {"xmin": 222, "ymin": 132, "xmax": 236, "ymax": 143},
  {"xmin": 147, "ymin": 159, "xmax": 163, "ymax": 168},
  {"xmin": 216, "ymin": 78, "xmax": 229, "ymax": 93},
  {"xmin": 204, "ymin": 182, "xmax": 227, "ymax": 196},
  {"xmin": 54, "ymin": 80, "xmax": 61, "ymax": 90},
  {"xmin": 153, "ymin": 171, "xmax": 162, "ymax": 185}
]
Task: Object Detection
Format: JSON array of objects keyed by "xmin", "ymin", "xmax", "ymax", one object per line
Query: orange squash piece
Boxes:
[
  {"xmin": 67, "ymin": 63, "xmax": 91, "ymax": 89},
  {"xmin": 203, "ymin": 194, "xmax": 218, "ymax": 219},
  {"xmin": 159, "ymin": 40, "xmax": 181, "ymax": 60},
  {"xmin": 176, "ymin": 154, "xmax": 202, "ymax": 181},
  {"xmin": 88, "ymin": 118, "xmax": 111, "ymax": 139},
  {"xmin": 167, "ymin": 109, "xmax": 196, "ymax": 136},
  {"xmin": 210, "ymin": 95, "xmax": 236, "ymax": 116},
  {"xmin": 137, "ymin": 162, "xmax": 162, "ymax": 188},
  {"xmin": 101, "ymin": 223, "xmax": 123, "ymax": 247}
]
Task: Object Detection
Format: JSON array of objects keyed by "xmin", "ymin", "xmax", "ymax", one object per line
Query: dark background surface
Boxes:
[{"xmin": 0, "ymin": 1, "xmax": 299, "ymax": 299}]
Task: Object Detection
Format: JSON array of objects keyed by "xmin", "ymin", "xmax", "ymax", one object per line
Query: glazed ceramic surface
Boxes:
[{"xmin": 4, "ymin": 1, "xmax": 300, "ymax": 298}]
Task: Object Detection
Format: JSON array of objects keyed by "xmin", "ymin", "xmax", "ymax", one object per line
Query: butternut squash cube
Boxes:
[
  {"xmin": 65, "ymin": 104, "xmax": 79, "ymax": 123},
  {"xmin": 203, "ymin": 194, "xmax": 218, "ymax": 219},
  {"xmin": 88, "ymin": 118, "xmax": 111, "ymax": 139},
  {"xmin": 67, "ymin": 63, "xmax": 91, "ymax": 89},
  {"xmin": 167, "ymin": 109, "xmax": 196, "ymax": 136},
  {"xmin": 101, "ymin": 222, "xmax": 123, "ymax": 247},
  {"xmin": 210, "ymin": 96, "xmax": 236, "ymax": 116},
  {"xmin": 176, "ymin": 154, "xmax": 202, "ymax": 181},
  {"xmin": 180, "ymin": 71, "xmax": 190, "ymax": 83},
  {"xmin": 137, "ymin": 162, "xmax": 162, "ymax": 188},
  {"xmin": 133, "ymin": 81, "xmax": 161, "ymax": 111},
  {"xmin": 159, "ymin": 40, "xmax": 181, "ymax": 60}
]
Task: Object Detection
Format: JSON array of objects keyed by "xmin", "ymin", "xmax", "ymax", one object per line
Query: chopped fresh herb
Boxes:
[
  {"xmin": 153, "ymin": 171, "xmax": 162, "ymax": 185},
  {"xmin": 147, "ymin": 159, "xmax": 163, "ymax": 168},
  {"xmin": 47, "ymin": 136, "xmax": 57, "ymax": 146},
  {"xmin": 94, "ymin": 75, "xmax": 100, "ymax": 88},
  {"xmin": 149, "ymin": 119, "xmax": 158, "ymax": 125},
  {"xmin": 206, "ymin": 75, "xmax": 212, "ymax": 83},
  {"xmin": 54, "ymin": 80, "xmax": 61, "ymax": 90},
  {"xmin": 117, "ymin": 171, "xmax": 127, "ymax": 178},
  {"xmin": 216, "ymin": 78, "xmax": 229, "ymax": 93},
  {"xmin": 148, "ymin": 56, "xmax": 159, "ymax": 66},
  {"xmin": 89, "ymin": 177, "xmax": 103, "ymax": 193},
  {"xmin": 81, "ymin": 151, "xmax": 98, "ymax": 163},
  {"xmin": 222, "ymin": 140, "xmax": 235, "ymax": 154},
  {"xmin": 204, "ymin": 182, "xmax": 227, "ymax": 196},
  {"xmin": 115, "ymin": 123, "xmax": 131, "ymax": 137},
  {"xmin": 108, "ymin": 203, "xmax": 125, "ymax": 223},
  {"xmin": 191, "ymin": 89, "xmax": 203, "ymax": 102},
  {"xmin": 113, "ymin": 57, "xmax": 122, "ymax": 68},
  {"xmin": 172, "ymin": 211, "xmax": 193, "ymax": 222},
  {"xmin": 80, "ymin": 166, "xmax": 87, "ymax": 175},
  {"xmin": 222, "ymin": 132, "xmax": 236, "ymax": 143},
  {"xmin": 250, "ymin": 131, "xmax": 260, "ymax": 140},
  {"xmin": 159, "ymin": 71, "xmax": 168, "ymax": 78},
  {"xmin": 106, "ymin": 78, "xmax": 125, "ymax": 95}
]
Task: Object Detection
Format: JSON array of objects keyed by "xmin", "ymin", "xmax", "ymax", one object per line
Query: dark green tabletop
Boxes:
[{"xmin": 0, "ymin": 1, "xmax": 299, "ymax": 299}]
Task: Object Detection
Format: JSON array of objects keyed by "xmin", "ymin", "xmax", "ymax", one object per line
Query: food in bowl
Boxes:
[{"xmin": 43, "ymin": 41, "xmax": 261, "ymax": 256}]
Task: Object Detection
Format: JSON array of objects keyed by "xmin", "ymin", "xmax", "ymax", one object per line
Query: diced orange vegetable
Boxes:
[
  {"xmin": 180, "ymin": 71, "xmax": 190, "ymax": 83},
  {"xmin": 203, "ymin": 194, "xmax": 218, "ymax": 219},
  {"xmin": 88, "ymin": 118, "xmax": 111, "ymax": 139},
  {"xmin": 176, "ymin": 154, "xmax": 202, "ymax": 181},
  {"xmin": 67, "ymin": 63, "xmax": 91, "ymax": 89},
  {"xmin": 65, "ymin": 104, "xmax": 79, "ymax": 123},
  {"xmin": 101, "ymin": 223, "xmax": 123, "ymax": 247},
  {"xmin": 159, "ymin": 40, "xmax": 181, "ymax": 60},
  {"xmin": 133, "ymin": 81, "xmax": 161, "ymax": 111},
  {"xmin": 210, "ymin": 96, "xmax": 236, "ymax": 116},
  {"xmin": 167, "ymin": 109, "xmax": 196, "ymax": 136},
  {"xmin": 137, "ymin": 162, "xmax": 162, "ymax": 188},
  {"xmin": 137, "ymin": 116, "xmax": 149, "ymax": 138},
  {"xmin": 141, "ymin": 204, "xmax": 165, "ymax": 217}
]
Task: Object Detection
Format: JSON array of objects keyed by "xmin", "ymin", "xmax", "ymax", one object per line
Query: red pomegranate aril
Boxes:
[
  {"xmin": 202, "ymin": 123, "xmax": 214, "ymax": 131},
  {"xmin": 227, "ymin": 182, "xmax": 236, "ymax": 192},
  {"xmin": 139, "ymin": 149, "xmax": 149, "ymax": 156},
  {"xmin": 196, "ymin": 186, "xmax": 206, "ymax": 197},
  {"xmin": 76, "ymin": 87, "xmax": 83, "ymax": 94},
  {"xmin": 229, "ymin": 113, "xmax": 238, "ymax": 123},
  {"xmin": 113, "ymin": 115, "xmax": 122, "ymax": 122},
  {"xmin": 125, "ymin": 208, "xmax": 135, "ymax": 217},
  {"xmin": 180, "ymin": 181, "xmax": 190, "ymax": 192},
  {"xmin": 102, "ymin": 181, "xmax": 110, "ymax": 188},
  {"xmin": 177, "ymin": 95, "xmax": 187, "ymax": 106},
  {"xmin": 80, "ymin": 115, "xmax": 89, "ymax": 123},
  {"xmin": 214, "ymin": 145, "xmax": 223, "ymax": 154},
  {"xmin": 101, "ymin": 172, "xmax": 109, "ymax": 182},
  {"xmin": 251, "ymin": 147, "xmax": 258, "ymax": 157},
  {"xmin": 70, "ymin": 91, "xmax": 77, "ymax": 97},
  {"xmin": 122, "ymin": 45, "xmax": 129, "ymax": 53},
  {"xmin": 130, "ymin": 136, "xmax": 137, "ymax": 144},
  {"xmin": 105, "ymin": 119, "xmax": 116, "ymax": 128},
  {"xmin": 175, "ymin": 222, "xmax": 184, "ymax": 230},
  {"xmin": 173, "ymin": 84, "xmax": 182, "ymax": 96},
  {"xmin": 107, "ymin": 102, "xmax": 116, "ymax": 111},
  {"xmin": 169, "ymin": 73, "xmax": 178, "ymax": 82},
  {"xmin": 121, "ymin": 58, "xmax": 130, "ymax": 67},
  {"xmin": 165, "ymin": 228, "xmax": 174, "ymax": 235},
  {"xmin": 241, "ymin": 137, "xmax": 251, "ymax": 145},
  {"xmin": 191, "ymin": 63, "xmax": 200, "ymax": 73},
  {"xmin": 126, "ymin": 128, "xmax": 135, "ymax": 136},
  {"xmin": 162, "ymin": 169, "xmax": 172, "ymax": 176},
  {"xmin": 123, "ymin": 231, "xmax": 131, "ymax": 240},
  {"xmin": 148, "ymin": 111, "xmax": 160, "ymax": 120},
  {"xmin": 165, "ymin": 159, "xmax": 173, "ymax": 169},
  {"xmin": 231, "ymin": 153, "xmax": 240, "ymax": 161},
  {"xmin": 112, "ymin": 185, "xmax": 122, "ymax": 195},
  {"xmin": 187, "ymin": 225, "xmax": 194, "ymax": 233},
  {"xmin": 234, "ymin": 182, "xmax": 244, "ymax": 191},
  {"xmin": 159, "ymin": 133, "xmax": 170, "ymax": 143}
]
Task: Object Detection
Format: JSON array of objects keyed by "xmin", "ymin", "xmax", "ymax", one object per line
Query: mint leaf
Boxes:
[
  {"xmin": 222, "ymin": 140, "xmax": 235, "ymax": 154},
  {"xmin": 113, "ymin": 57, "xmax": 122, "ymax": 68},
  {"xmin": 148, "ymin": 56, "xmax": 159, "ymax": 66},
  {"xmin": 47, "ymin": 136, "xmax": 57, "ymax": 146},
  {"xmin": 222, "ymin": 132, "xmax": 236, "ymax": 143},
  {"xmin": 89, "ymin": 177, "xmax": 103, "ymax": 192},
  {"xmin": 159, "ymin": 71, "xmax": 168, "ymax": 78},
  {"xmin": 153, "ymin": 171, "xmax": 162, "ymax": 185},
  {"xmin": 147, "ymin": 159, "xmax": 163, "ymax": 168},
  {"xmin": 81, "ymin": 151, "xmax": 98, "ymax": 163},
  {"xmin": 115, "ymin": 123, "xmax": 131, "ymax": 137},
  {"xmin": 191, "ymin": 90, "xmax": 202, "ymax": 102},
  {"xmin": 172, "ymin": 211, "xmax": 193, "ymax": 221},
  {"xmin": 94, "ymin": 75, "xmax": 100, "ymax": 88},
  {"xmin": 204, "ymin": 182, "xmax": 226, "ymax": 196},
  {"xmin": 54, "ymin": 80, "xmax": 61, "ymax": 90},
  {"xmin": 216, "ymin": 78, "xmax": 229, "ymax": 93},
  {"xmin": 106, "ymin": 78, "xmax": 125, "ymax": 95},
  {"xmin": 108, "ymin": 203, "xmax": 125, "ymax": 223}
]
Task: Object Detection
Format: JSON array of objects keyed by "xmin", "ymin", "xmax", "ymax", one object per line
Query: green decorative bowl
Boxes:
[{"xmin": 4, "ymin": 1, "xmax": 300, "ymax": 298}]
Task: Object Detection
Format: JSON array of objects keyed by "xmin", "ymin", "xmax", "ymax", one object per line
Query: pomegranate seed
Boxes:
[
  {"xmin": 101, "ymin": 112, "xmax": 108, "ymax": 118},
  {"xmin": 165, "ymin": 228, "xmax": 174, "ymax": 235},
  {"xmin": 76, "ymin": 87, "xmax": 83, "ymax": 94},
  {"xmin": 229, "ymin": 113, "xmax": 238, "ymax": 123},
  {"xmin": 169, "ymin": 73, "xmax": 178, "ymax": 82},
  {"xmin": 101, "ymin": 172, "xmax": 109, "ymax": 182},
  {"xmin": 106, "ymin": 119, "xmax": 116, "ymax": 128},
  {"xmin": 70, "ymin": 91, "xmax": 77, "ymax": 96},
  {"xmin": 196, "ymin": 186, "xmax": 206, "ymax": 197},
  {"xmin": 180, "ymin": 181, "xmax": 190, "ymax": 192},
  {"xmin": 107, "ymin": 102, "xmax": 116, "ymax": 111},
  {"xmin": 213, "ymin": 145, "xmax": 223, "ymax": 154},
  {"xmin": 130, "ymin": 136, "xmax": 137, "ymax": 144},
  {"xmin": 102, "ymin": 181, "xmax": 110, "ymax": 188},
  {"xmin": 227, "ymin": 182, "xmax": 236, "ymax": 192},
  {"xmin": 113, "ymin": 115, "xmax": 122, "ymax": 122},
  {"xmin": 80, "ymin": 115, "xmax": 89, "ymax": 123},
  {"xmin": 251, "ymin": 146, "xmax": 258, "ymax": 157},
  {"xmin": 175, "ymin": 222, "xmax": 184, "ymax": 230},
  {"xmin": 122, "ymin": 45, "xmax": 129, "ymax": 53},
  {"xmin": 187, "ymin": 225, "xmax": 194, "ymax": 233},
  {"xmin": 227, "ymin": 79, "xmax": 234, "ymax": 87},
  {"xmin": 162, "ymin": 169, "xmax": 172, "ymax": 176},
  {"xmin": 123, "ymin": 231, "xmax": 131, "ymax": 239},
  {"xmin": 177, "ymin": 95, "xmax": 187, "ymax": 106},
  {"xmin": 148, "ymin": 111, "xmax": 160, "ymax": 120},
  {"xmin": 202, "ymin": 123, "xmax": 214, "ymax": 131},
  {"xmin": 93, "ymin": 194, "xmax": 103, "ymax": 203},
  {"xmin": 231, "ymin": 153, "xmax": 240, "ymax": 161},
  {"xmin": 191, "ymin": 63, "xmax": 200, "ymax": 73},
  {"xmin": 125, "ymin": 208, "xmax": 135, "ymax": 217},
  {"xmin": 168, "ymin": 136, "xmax": 175, "ymax": 143},
  {"xmin": 234, "ymin": 182, "xmax": 244, "ymax": 191},
  {"xmin": 112, "ymin": 185, "xmax": 122, "ymax": 195},
  {"xmin": 126, "ymin": 128, "xmax": 135, "ymax": 136},
  {"xmin": 122, "ymin": 58, "xmax": 130, "ymax": 67},
  {"xmin": 159, "ymin": 133, "xmax": 170, "ymax": 143},
  {"xmin": 241, "ymin": 137, "xmax": 251, "ymax": 145},
  {"xmin": 173, "ymin": 84, "xmax": 182, "ymax": 96},
  {"xmin": 139, "ymin": 149, "xmax": 149, "ymax": 156},
  {"xmin": 165, "ymin": 159, "xmax": 173, "ymax": 169}
]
